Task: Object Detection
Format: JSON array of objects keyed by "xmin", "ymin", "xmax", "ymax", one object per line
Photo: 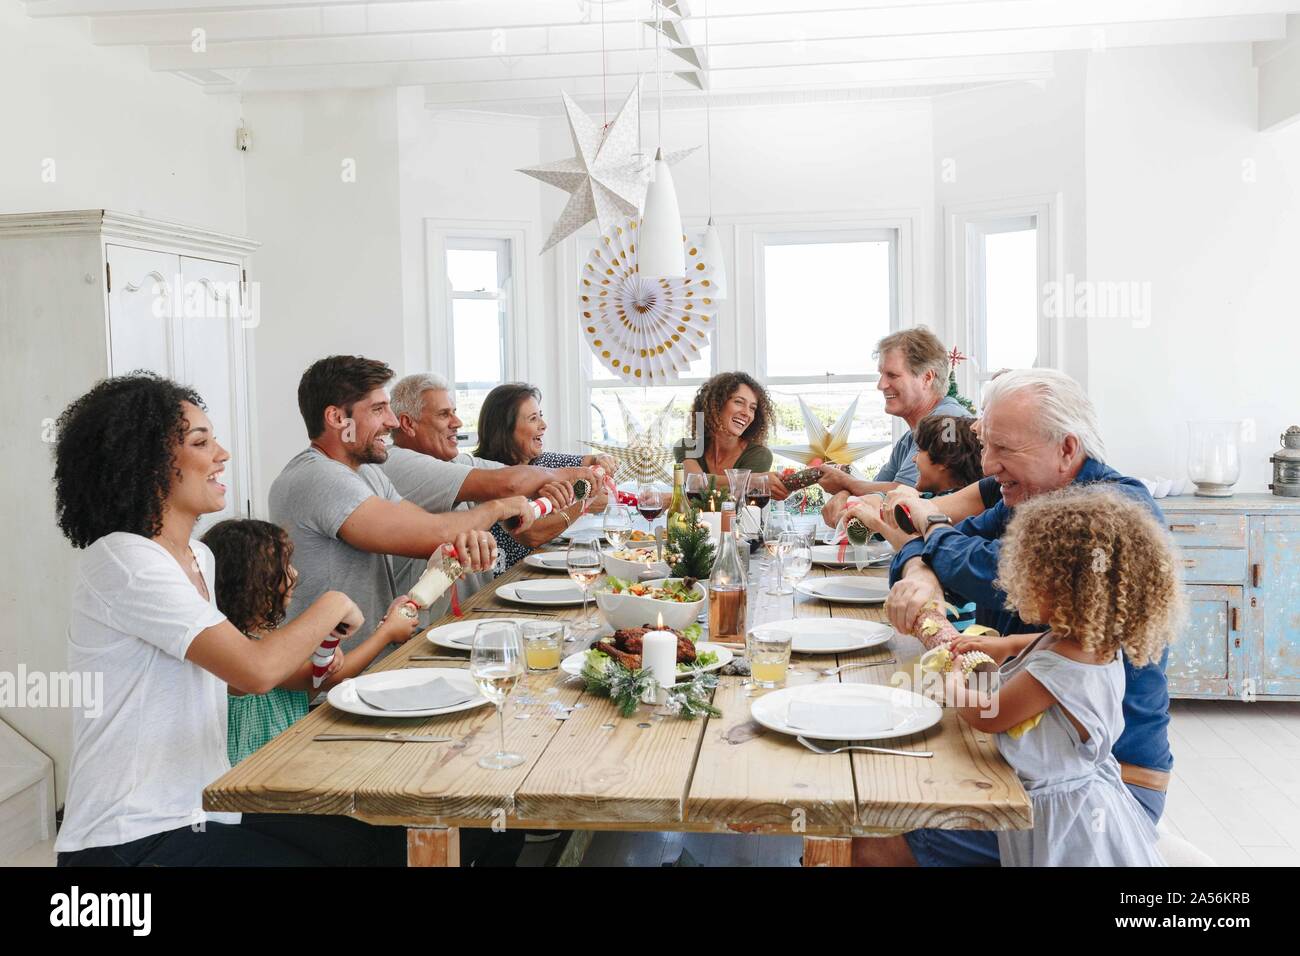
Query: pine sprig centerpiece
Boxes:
[
  {"xmin": 665, "ymin": 505, "xmax": 715, "ymax": 579},
  {"xmin": 579, "ymin": 656, "xmax": 721, "ymax": 719}
]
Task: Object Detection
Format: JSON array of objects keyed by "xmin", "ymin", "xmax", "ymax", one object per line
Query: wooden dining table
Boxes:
[{"xmin": 204, "ymin": 546, "xmax": 1031, "ymax": 866}]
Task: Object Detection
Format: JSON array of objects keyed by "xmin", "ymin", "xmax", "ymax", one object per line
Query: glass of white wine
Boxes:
[
  {"xmin": 471, "ymin": 621, "xmax": 526, "ymax": 770},
  {"xmin": 603, "ymin": 505, "xmax": 633, "ymax": 552},
  {"xmin": 766, "ymin": 527, "xmax": 797, "ymax": 595},
  {"xmin": 747, "ymin": 629, "xmax": 793, "ymax": 689},
  {"xmin": 566, "ymin": 538, "xmax": 603, "ymax": 635}
]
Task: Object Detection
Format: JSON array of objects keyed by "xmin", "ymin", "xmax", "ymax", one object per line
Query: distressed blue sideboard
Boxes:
[{"xmin": 1162, "ymin": 494, "xmax": 1300, "ymax": 700}]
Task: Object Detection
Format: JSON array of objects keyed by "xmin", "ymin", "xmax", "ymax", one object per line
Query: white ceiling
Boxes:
[{"xmin": 21, "ymin": 0, "xmax": 1300, "ymax": 113}]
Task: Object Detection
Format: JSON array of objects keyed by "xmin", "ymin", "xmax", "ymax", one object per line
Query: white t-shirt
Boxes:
[{"xmin": 56, "ymin": 533, "xmax": 238, "ymax": 853}]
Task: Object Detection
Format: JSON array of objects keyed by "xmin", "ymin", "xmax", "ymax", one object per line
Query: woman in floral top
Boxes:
[{"xmin": 474, "ymin": 383, "xmax": 612, "ymax": 571}]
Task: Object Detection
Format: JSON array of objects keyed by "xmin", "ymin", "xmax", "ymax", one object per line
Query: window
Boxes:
[
  {"xmin": 441, "ymin": 235, "xmax": 512, "ymax": 444},
  {"xmin": 756, "ymin": 230, "xmax": 899, "ymax": 476},
  {"xmin": 967, "ymin": 216, "xmax": 1039, "ymax": 382}
]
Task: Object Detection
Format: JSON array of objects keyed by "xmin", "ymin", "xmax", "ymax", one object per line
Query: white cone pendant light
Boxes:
[
  {"xmin": 638, "ymin": 147, "xmax": 685, "ymax": 279},
  {"xmin": 701, "ymin": 217, "xmax": 727, "ymax": 299}
]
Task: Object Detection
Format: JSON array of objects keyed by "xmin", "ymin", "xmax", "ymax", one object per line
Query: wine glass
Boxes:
[
  {"xmin": 745, "ymin": 472, "xmax": 772, "ymax": 538},
  {"xmin": 603, "ymin": 504, "xmax": 633, "ymax": 552},
  {"xmin": 470, "ymin": 621, "xmax": 526, "ymax": 770},
  {"xmin": 566, "ymin": 538, "xmax": 603, "ymax": 635},
  {"xmin": 684, "ymin": 471, "xmax": 710, "ymax": 511},
  {"xmin": 636, "ymin": 484, "xmax": 667, "ymax": 535},
  {"xmin": 781, "ymin": 537, "xmax": 813, "ymax": 611}
]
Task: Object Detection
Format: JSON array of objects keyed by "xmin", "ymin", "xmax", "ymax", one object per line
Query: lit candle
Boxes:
[
  {"xmin": 641, "ymin": 612, "xmax": 678, "ymax": 704},
  {"xmin": 699, "ymin": 511, "xmax": 723, "ymax": 541}
]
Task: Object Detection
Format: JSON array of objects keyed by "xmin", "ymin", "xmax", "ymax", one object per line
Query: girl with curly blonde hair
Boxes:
[{"xmin": 948, "ymin": 485, "xmax": 1183, "ymax": 866}]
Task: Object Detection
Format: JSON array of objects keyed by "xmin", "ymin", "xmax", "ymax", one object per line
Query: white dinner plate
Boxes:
[
  {"xmin": 557, "ymin": 514, "xmax": 605, "ymax": 541},
  {"xmin": 496, "ymin": 578, "xmax": 590, "ymax": 606},
  {"xmin": 796, "ymin": 576, "xmax": 890, "ymax": 604},
  {"xmin": 750, "ymin": 682, "xmax": 941, "ymax": 742},
  {"xmin": 523, "ymin": 551, "xmax": 571, "ymax": 571},
  {"xmin": 560, "ymin": 641, "xmax": 733, "ymax": 683},
  {"xmin": 810, "ymin": 543, "xmax": 892, "ymax": 568},
  {"xmin": 425, "ymin": 616, "xmax": 548, "ymax": 651},
  {"xmin": 326, "ymin": 668, "xmax": 489, "ymax": 720},
  {"xmin": 751, "ymin": 618, "xmax": 894, "ymax": 655}
]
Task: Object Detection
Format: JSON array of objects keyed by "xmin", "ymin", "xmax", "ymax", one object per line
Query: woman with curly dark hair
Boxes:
[
  {"xmin": 53, "ymin": 373, "xmax": 403, "ymax": 866},
  {"xmin": 201, "ymin": 519, "xmax": 419, "ymax": 766},
  {"xmin": 674, "ymin": 371, "xmax": 788, "ymax": 498}
]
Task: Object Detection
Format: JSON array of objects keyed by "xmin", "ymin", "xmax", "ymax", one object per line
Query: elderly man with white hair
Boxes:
[
  {"xmin": 382, "ymin": 373, "xmax": 608, "ymax": 604},
  {"xmin": 851, "ymin": 368, "xmax": 1173, "ymax": 868}
]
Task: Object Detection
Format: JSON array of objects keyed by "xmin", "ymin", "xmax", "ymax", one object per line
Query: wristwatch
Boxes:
[{"xmin": 924, "ymin": 514, "xmax": 953, "ymax": 533}]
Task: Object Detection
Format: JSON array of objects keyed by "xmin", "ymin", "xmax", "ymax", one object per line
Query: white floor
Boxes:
[{"xmin": 9, "ymin": 700, "xmax": 1300, "ymax": 867}]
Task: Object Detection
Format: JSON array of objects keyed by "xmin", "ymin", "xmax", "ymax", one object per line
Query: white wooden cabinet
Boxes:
[{"xmin": 0, "ymin": 210, "xmax": 260, "ymax": 533}]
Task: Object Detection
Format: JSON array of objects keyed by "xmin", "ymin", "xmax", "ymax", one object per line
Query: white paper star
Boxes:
[
  {"xmin": 583, "ymin": 395, "xmax": 678, "ymax": 486},
  {"xmin": 769, "ymin": 396, "xmax": 890, "ymax": 466},
  {"xmin": 519, "ymin": 82, "xmax": 697, "ymax": 252}
]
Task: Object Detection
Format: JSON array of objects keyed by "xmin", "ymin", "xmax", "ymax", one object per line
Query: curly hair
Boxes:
[
  {"xmin": 53, "ymin": 373, "xmax": 205, "ymax": 549},
  {"xmin": 995, "ymin": 486, "xmax": 1183, "ymax": 667},
  {"xmin": 914, "ymin": 415, "xmax": 983, "ymax": 488},
  {"xmin": 686, "ymin": 372, "xmax": 774, "ymax": 453},
  {"xmin": 201, "ymin": 519, "xmax": 295, "ymax": 635},
  {"xmin": 474, "ymin": 382, "xmax": 542, "ymax": 465}
]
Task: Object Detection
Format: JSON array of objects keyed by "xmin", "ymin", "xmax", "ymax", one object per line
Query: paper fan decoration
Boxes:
[
  {"xmin": 770, "ymin": 396, "xmax": 891, "ymax": 467},
  {"xmin": 580, "ymin": 218, "xmax": 717, "ymax": 383},
  {"xmin": 583, "ymin": 395, "xmax": 677, "ymax": 486}
]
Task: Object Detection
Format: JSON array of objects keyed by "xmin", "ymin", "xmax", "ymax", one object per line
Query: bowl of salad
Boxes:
[
  {"xmin": 602, "ymin": 546, "xmax": 671, "ymax": 582},
  {"xmin": 595, "ymin": 576, "xmax": 706, "ymax": 631}
]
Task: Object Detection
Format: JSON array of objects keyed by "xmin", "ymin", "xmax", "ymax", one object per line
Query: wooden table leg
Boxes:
[
  {"xmin": 407, "ymin": 826, "xmax": 460, "ymax": 867},
  {"xmin": 802, "ymin": 835, "xmax": 852, "ymax": 867}
]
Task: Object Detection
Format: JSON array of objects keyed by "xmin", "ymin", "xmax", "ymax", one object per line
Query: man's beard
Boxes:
[{"xmin": 351, "ymin": 436, "xmax": 390, "ymax": 466}]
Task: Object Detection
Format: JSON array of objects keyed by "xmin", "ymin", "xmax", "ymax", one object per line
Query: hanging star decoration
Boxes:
[
  {"xmin": 583, "ymin": 395, "xmax": 678, "ymax": 486},
  {"xmin": 769, "ymin": 396, "xmax": 891, "ymax": 467},
  {"xmin": 519, "ymin": 82, "xmax": 697, "ymax": 253},
  {"xmin": 580, "ymin": 217, "xmax": 717, "ymax": 383}
]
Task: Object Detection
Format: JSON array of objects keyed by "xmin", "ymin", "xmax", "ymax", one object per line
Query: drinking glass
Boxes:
[
  {"xmin": 781, "ymin": 537, "xmax": 814, "ymax": 611},
  {"xmin": 636, "ymin": 484, "xmax": 667, "ymax": 534},
  {"xmin": 724, "ymin": 468, "xmax": 751, "ymax": 512},
  {"xmin": 603, "ymin": 504, "xmax": 633, "ymax": 552},
  {"xmin": 471, "ymin": 621, "xmax": 526, "ymax": 770},
  {"xmin": 766, "ymin": 530, "xmax": 799, "ymax": 595},
  {"xmin": 745, "ymin": 472, "xmax": 771, "ymax": 538},
  {"xmin": 747, "ymin": 629, "xmax": 793, "ymax": 689},
  {"xmin": 684, "ymin": 471, "xmax": 710, "ymax": 511},
  {"xmin": 521, "ymin": 620, "xmax": 565, "ymax": 673},
  {"xmin": 566, "ymin": 539, "xmax": 603, "ymax": 635}
]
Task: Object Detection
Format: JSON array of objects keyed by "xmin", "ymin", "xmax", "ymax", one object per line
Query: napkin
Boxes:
[
  {"xmin": 516, "ymin": 585, "xmax": 586, "ymax": 603},
  {"xmin": 355, "ymin": 677, "xmax": 476, "ymax": 712},
  {"xmin": 788, "ymin": 699, "xmax": 895, "ymax": 738},
  {"xmin": 817, "ymin": 581, "xmax": 886, "ymax": 601}
]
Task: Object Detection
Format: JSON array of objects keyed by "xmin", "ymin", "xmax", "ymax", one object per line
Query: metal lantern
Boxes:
[{"xmin": 1270, "ymin": 426, "xmax": 1300, "ymax": 497}]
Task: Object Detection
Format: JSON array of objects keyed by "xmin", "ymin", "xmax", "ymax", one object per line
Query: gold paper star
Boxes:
[
  {"xmin": 582, "ymin": 396, "xmax": 677, "ymax": 485},
  {"xmin": 769, "ymin": 396, "xmax": 889, "ymax": 466}
]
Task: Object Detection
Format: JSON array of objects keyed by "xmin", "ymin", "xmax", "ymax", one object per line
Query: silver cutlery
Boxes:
[
  {"xmin": 313, "ymin": 733, "xmax": 452, "ymax": 743},
  {"xmin": 796, "ymin": 735, "xmax": 931, "ymax": 758},
  {"xmin": 820, "ymin": 658, "xmax": 897, "ymax": 676}
]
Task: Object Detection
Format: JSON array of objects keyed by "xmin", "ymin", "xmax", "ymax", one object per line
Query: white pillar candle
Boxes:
[
  {"xmin": 699, "ymin": 511, "xmax": 723, "ymax": 541},
  {"xmin": 641, "ymin": 615, "xmax": 678, "ymax": 703}
]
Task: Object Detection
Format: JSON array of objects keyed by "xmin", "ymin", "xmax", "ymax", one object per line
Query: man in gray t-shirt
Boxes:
[{"xmin": 268, "ymin": 356, "xmax": 535, "ymax": 650}]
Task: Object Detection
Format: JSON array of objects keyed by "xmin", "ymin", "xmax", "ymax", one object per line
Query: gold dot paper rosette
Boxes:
[{"xmin": 579, "ymin": 218, "xmax": 717, "ymax": 383}]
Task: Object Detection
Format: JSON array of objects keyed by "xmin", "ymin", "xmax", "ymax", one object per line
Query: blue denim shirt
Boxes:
[{"xmin": 889, "ymin": 457, "xmax": 1173, "ymax": 773}]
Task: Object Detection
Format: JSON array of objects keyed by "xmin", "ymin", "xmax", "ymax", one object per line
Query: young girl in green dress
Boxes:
[{"xmin": 202, "ymin": 519, "xmax": 420, "ymax": 765}]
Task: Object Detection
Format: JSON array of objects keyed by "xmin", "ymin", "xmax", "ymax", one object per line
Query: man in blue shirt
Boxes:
[
  {"xmin": 819, "ymin": 327, "xmax": 972, "ymax": 497},
  {"xmin": 853, "ymin": 368, "xmax": 1173, "ymax": 867}
]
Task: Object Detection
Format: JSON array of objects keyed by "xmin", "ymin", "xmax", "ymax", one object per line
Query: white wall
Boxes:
[
  {"xmin": 0, "ymin": 6, "xmax": 247, "ymax": 801},
  {"xmin": 1086, "ymin": 44, "xmax": 1300, "ymax": 490},
  {"xmin": 932, "ymin": 55, "xmax": 1089, "ymax": 389},
  {"xmin": 241, "ymin": 89, "xmax": 406, "ymax": 512}
]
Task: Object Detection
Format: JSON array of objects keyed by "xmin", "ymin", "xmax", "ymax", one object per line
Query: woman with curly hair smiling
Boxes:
[
  {"xmin": 53, "ymin": 373, "xmax": 403, "ymax": 866},
  {"xmin": 942, "ymin": 485, "xmax": 1182, "ymax": 866},
  {"xmin": 673, "ymin": 371, "xmax": 789, "ymax": 498}
]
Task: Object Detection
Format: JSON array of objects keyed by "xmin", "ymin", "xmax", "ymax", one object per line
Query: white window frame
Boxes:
[
  {"xmin": 946, "ymin": 195, "xmax": 1062, "ymax": 398},
  {"xmin": 425, "ymin": 219, "xmax": 530, "ymax": 386}
]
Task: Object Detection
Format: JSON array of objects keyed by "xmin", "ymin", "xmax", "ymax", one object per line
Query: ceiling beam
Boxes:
[{"xmin": 150, "ymin": 16, "xmax": 1286, "ymax": 80}]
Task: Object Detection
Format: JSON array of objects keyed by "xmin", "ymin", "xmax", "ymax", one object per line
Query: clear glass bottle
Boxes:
[{"xmin": 708, "ymin": 503, "xmax": 748, "ymax": 642}]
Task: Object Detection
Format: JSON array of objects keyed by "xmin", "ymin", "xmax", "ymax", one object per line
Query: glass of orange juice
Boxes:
[
  {"xmin": 747, "ymin": 629, "xmax": 793, "ymax": 689},
  {"xmin": 522, "ymin": 621, "xmax": 565, "ymax": 672}
]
